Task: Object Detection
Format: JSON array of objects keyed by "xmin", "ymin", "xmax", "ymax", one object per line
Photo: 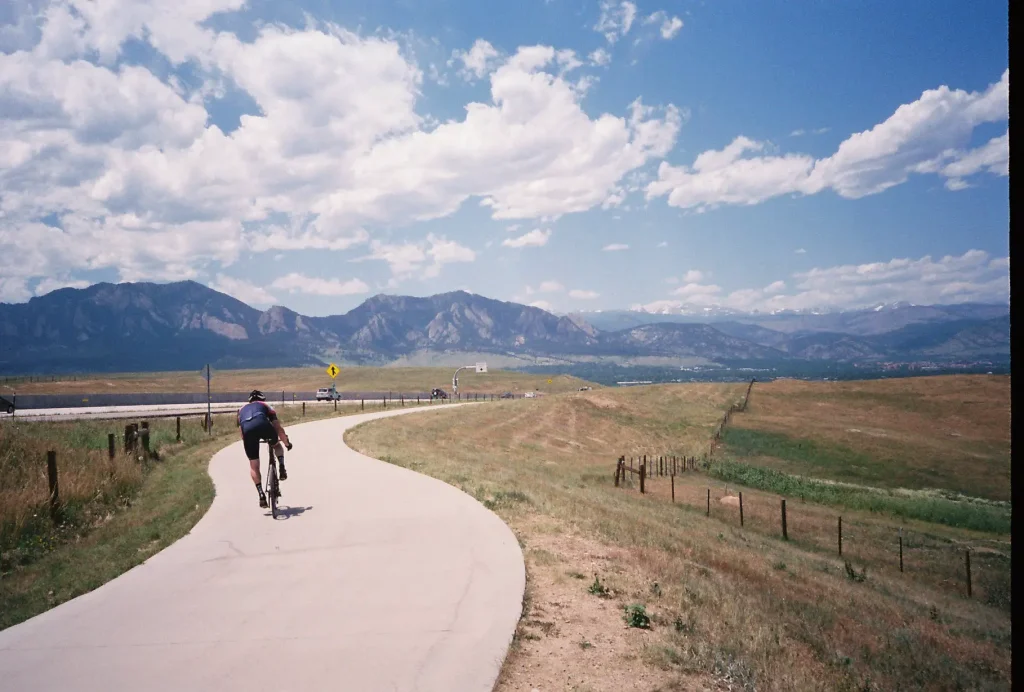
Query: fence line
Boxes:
[{"xmin": 612, "ymin": 454, "xmax": 983, "ymax": 599}]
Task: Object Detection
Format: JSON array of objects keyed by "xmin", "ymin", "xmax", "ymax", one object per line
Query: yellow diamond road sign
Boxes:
[
  {"xmin": 547, "ymin": 379, "xmax": 552, "ymax": 384},
  {"xmin": 326, "ymin": 363, "xmax": 339, "ymax": 379}
]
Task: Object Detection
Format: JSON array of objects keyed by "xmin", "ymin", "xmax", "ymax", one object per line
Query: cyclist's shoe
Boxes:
[
  {"xmin": 279, "ymin": 464, "xmax": 288, "ymax": 481},
  {"xmin": 259, "ymin": 495, "xmax": 268, "ymax": 509},
  {"xmin": 285, "ymin": 441, "xmax": 293, "ymax": 451}
]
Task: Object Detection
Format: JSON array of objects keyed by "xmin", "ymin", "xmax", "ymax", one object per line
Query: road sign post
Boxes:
[{"xmin": 325, "ymin": 363, "xmax": 340, "ymax": 399}]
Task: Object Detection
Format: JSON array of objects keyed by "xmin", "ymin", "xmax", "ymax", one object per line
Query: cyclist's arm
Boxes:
[
  {"xmin": 271, "ymin": 418, "xmax": 290, "ymax": 446},
  {"xmin": 263, "ymin": 403, "xmax": 290, "ymax": 446}
]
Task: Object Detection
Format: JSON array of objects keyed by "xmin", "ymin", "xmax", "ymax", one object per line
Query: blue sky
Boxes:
[{"xmin": 0, "ymin": 0, "xmax": 1009, "ymax": 316}]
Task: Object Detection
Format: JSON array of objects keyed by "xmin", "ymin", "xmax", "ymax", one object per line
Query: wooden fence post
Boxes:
[
  {"xmin": 739, "ymin": 492, "xmax": 744, "ymax": 527},
  {"xmin": 615, "ymin": 458, "xmax": 622, "ymax": 487},
  {"xmin": 46, "ymin": 450, "xmax": 60, "ymax": 525},
  {"xmin": 965, "ymin": 549, "xmax": 972, "ymax": 597},
  {"xmin": 361, "ymin": 399, "xmax": 364, "ymax": 411},
  {"xmin": 899, "ymin": 528, "xmax": 904, "ymax": 573},
  {"xmin": 140, "ymin": 421, "xmax": 150, "ymax": 458},
  {"xmin": 124, "ymin": 424, "xmax": 133, "ymax": 453},
  {"xmin": 706, "ymin": 488, "xmax": 710, "ymax": 516},
  {"xmin": 176, "ymin": 416, "xmax": 181, "ymax": 442},
  {"xmin": 671, "ymin": 473, "xmax": 675, "ymax": 503},
  {"xmin": 302, "ymin": 402, "xmax": 306, "ymax": 416},
  {"xmin": 108, "ymin": 433, "xmax": 115, "ymax": 459},
  {"xmin": 781, "ymin": 499, "xmax": 788, "ymax": 540},
  {"xmin": 401, "ymin": 395, "xmax": 405, "ymax": 406},
  {"xmin": 640, "ymin": 463, "xmax": 646, "ymax": 494},
  {"xmin": 838, "ymin": 516, "xmax": 842, "ymax": 556},
  {"xmin": 334, "ymin": 399, "xmax": 338, "ymax": 412}
]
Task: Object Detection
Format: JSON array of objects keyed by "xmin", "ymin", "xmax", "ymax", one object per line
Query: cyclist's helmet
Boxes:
[{"xmin": 248, "ymin": 389, "xmax": 266, "ymax": 402}]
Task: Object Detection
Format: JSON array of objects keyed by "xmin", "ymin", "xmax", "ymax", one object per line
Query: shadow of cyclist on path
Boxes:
[{"xmin": 267, "ymin": 505, "xmax": 314, "ymax": 520}]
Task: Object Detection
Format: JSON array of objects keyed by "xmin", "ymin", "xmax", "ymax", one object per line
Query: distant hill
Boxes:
[
  {"xmin": 580, "ymin": 302, "xmax": 1010, "ymax": 336},
  {"xmin": 0, "ymin": 281, "xmax": 1009, "ymax": 373}
]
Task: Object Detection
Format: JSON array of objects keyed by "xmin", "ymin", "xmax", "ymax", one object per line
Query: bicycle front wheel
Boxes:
[{"xmin": 269, "ymin": 464, "xmax": 278, "ymax": 519}]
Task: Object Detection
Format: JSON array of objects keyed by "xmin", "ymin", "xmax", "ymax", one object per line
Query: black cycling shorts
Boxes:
[{"xmin": 242, "ymin": 420, "xmax": 278, "ymax": 461}]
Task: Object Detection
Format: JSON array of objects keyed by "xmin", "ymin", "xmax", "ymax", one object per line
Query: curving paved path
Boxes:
[{"xmin": 0, "ymin": 406, "xmax": 525, "ymax": 691}]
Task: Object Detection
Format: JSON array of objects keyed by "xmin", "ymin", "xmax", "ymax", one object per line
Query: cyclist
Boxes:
[{"xmin": 237, "ymin": 389, "xmax": 292, "ymax": 508}]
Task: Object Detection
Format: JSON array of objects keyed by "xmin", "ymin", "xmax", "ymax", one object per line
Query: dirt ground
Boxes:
[{"xmin": 497, "ymin": 515, "xmax": 723, "ymax": 692}]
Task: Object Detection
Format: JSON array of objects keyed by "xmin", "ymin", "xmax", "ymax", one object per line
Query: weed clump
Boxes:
[
  {"xmin": 624, "ymin": 603, "xmax": 651, "ymax": 629},
  {"xmin": 588, "ymin": 574, "xmax": 611, "ymax": 598}
]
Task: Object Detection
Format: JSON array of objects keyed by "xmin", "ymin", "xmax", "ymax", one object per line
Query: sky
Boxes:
[{"xmin": 0, "ymin": 0, "xmax": 1010, "ymax": 316}]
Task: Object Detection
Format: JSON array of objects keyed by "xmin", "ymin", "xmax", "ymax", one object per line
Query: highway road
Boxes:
[
  {"xmin": 0, "ymin": 406, "xmax": 525, "ymax": 691},
  {"xmin": 0, "ymin": 399, "xmax": 401, "ymax": 422}
]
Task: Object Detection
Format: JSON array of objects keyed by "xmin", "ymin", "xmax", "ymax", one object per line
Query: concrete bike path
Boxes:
[{"xmin": 0, "ymin": 406, "xmax": 526, "ymax": 692}]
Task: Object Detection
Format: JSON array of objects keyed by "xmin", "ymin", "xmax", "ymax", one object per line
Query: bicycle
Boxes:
[{"xmin": 260, "ymin": 438, "xmax": 292, "ymax": 519}]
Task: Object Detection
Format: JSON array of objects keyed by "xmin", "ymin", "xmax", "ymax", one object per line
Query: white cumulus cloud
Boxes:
[
  {"xmin": 644, "ymin": 11, "xmax": 683, "ymax": 39},
  {"xmin": 33, "ymin": 277, "xmax": 91, "ymax": 296},
  {"xmin": 270, "ymin": 273, "xmax": 370, "ymax": 297},
  {"xmin": 355, "ymin": 234, "xmax": 475, "ymax": 279},
  {"xmin": 569, "ymin": 289, "xmax": 599, "ymax": 299},
  {"xmin": 589, "ymin": 47, "xmax": 611, "ymax": 66},
  {"xmin": 502, "ymin": 228, "xmax": 552, "ymax": 248},
  {"xmin": 0, "ymin": 3, "xmax": 681, "ymax": 296},
  {"xmin": 451, "ymin": 38, "xmax": 500, "ymax": 80},
  {"xmin": 208, "ymin": 274, "xmax": 278, "ymax": 306},
  {"xmin": 647, "ymin": 70, "xmax": 1009, "ymax": 211},
  {"xmin": 603, "ymin": 243, "xmax": 629, "ymax": 251},
  {"xmin": 634, "ymin": 249, "xmax": 1009, "ymax": 313},
  {"xmin": 594, "ymin": 1, "xmax": 637, "ymax": 44}
]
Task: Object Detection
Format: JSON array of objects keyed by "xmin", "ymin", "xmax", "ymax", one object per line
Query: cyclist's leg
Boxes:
[
  {"xmin": 243, "ymin": 430, "xmax": 267, "ymax": 506},
  {"xmin": 264, "ymin": 422, "xmax": 288, "ymax": 479}
]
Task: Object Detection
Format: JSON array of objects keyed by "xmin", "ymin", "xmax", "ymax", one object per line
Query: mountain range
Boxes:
[{"xmin": 0, "ymin": 281, "xmax": 1010, "ymax": 373}]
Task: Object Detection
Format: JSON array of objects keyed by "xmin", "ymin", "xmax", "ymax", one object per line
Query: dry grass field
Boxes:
[
  {"xmin": 1, "ymin": 367, "xmax": 594, "ymax": 396},
  {"xmin": 724, "ymin": 375, "xmax": 1011, "ymax": 502},
  {"xmin": 346, "ymin": 378, "xmax": 1011, "ymax": 691}
]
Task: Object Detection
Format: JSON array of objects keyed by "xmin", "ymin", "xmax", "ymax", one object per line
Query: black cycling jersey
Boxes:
[{"xmin": 237, "ymin": 401, "xmax": 277, "ymax": 434}]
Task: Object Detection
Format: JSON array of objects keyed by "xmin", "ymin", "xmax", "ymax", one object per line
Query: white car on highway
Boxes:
[{"xmin": 316, "ymin": 387, "xmax": 341, "ymax": 401}]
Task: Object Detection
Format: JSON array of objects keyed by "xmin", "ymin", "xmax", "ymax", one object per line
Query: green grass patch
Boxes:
[
  {"xmin": 722, "ymin": 427, "xmax": 889, "ymax": 483},
  {"xmin": 708, "ymin": 459, "xmax": 1010, "ymax": 534}
]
